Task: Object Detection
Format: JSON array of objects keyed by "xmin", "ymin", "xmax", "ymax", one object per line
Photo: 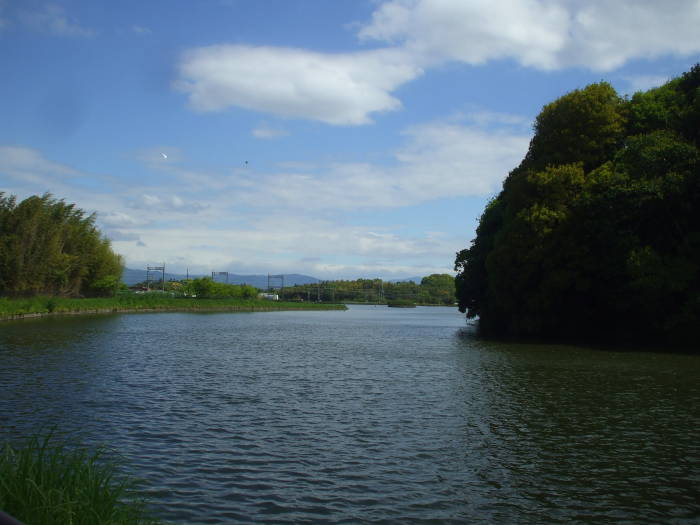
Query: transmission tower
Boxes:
[
  {"xmin": 267, "ymin": 274, "xmax": 284, "ymax": 291},
  {"xmin": 211, "ymin": 271, "xmax": 229, "ymax": 284},
  {"xmin": 146, "ymin": 264, "xmax": 165, "ymax": 291}
]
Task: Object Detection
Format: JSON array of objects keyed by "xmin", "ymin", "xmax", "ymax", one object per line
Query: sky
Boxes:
[{"xmin": 1, "ymin": 0, "xmax": 700, "ymax": 280}]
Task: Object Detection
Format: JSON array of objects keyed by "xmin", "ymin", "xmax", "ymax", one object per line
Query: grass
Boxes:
[
  {"xmin": 0, "ymin": 294, "xmax": 346, "ymax": 317},
  {"xmin": 0, "ymin": 433, "xmax": 161, "ymax": 525}
]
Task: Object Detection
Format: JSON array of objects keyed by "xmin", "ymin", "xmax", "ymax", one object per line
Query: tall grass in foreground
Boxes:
[{"xmin": 0, "ymin": 433, "xmax": 161, "ymax": 525}]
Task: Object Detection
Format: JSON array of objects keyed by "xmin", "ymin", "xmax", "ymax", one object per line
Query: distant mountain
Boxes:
[{"xmin": 121, "ymin": 268, "xmax": 320, "ymax": 289}]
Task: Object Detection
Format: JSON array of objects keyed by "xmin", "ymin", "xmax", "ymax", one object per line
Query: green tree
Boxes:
[
  {"xmin": 455, "ymin": 66, "xmax": 700, "ymax": 346},
  {"xmin": 524, "ymin": 82, "xmax": 627, "ymax": 173},
  {"xmin": 0, "ymin": 193, "xmax": 123, "ymax": 297},
  {"xmin": 419, "ymin": 274, "xmax": 455, "ymax": 305}
]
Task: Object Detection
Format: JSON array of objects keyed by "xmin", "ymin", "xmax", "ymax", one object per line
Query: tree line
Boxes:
[
  {"xmin": 135, "ymin": 276, "xmax": 259, "ymax": 300},
  {"xmin": 0, "ymin": 193, "xmax": 123, "ymax": 297},
  {"xmin": 455, "ymin": 64, "xmax": 700, "ymax": 346},
  {"xmin": 278, "ymin": 274, "xmax": 455, "ymax": 305}
]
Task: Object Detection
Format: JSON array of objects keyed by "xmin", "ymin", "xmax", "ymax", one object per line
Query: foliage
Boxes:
[
  {"xmin": 277, "ymin": 275, "xmax": 455, "ymax": 305},
  {"xmin": 184, "ymin": 277, "xmax": 259, "ymax": 299},
  {"xmin": 0, "ymin": 432, "xmax": 160, "ymax": 525},
  {"xmin": 0, "ymin": 293, "xmax": 346, "ymax": 317},
  {"xmin": 0, "ymin": 193, "xmax": 123, "ymax": 298},
  {"xmin": 523, "ymin": 82, "xmax": 627, "ymax": 173},
  {"xmin": 455, "ymin": 65, "xmax": 700, "ymax": 346},
  {"xmin": 387, "ymin": 298, "xmax": 416, "ymax": 308},
  {"xmin": 419, "ymin": 274, "xmax": 456, "ymax": 305}
]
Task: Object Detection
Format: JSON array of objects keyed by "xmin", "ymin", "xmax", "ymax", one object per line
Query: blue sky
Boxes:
[{"xmin": 1, "ymin": 0, "xmax": 700, "ymax": 280}]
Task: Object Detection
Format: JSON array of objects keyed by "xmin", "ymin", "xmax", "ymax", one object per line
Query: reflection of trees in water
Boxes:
[{"xmin": 449, "ymin": 338, "xmax": 700, "ymax": 522}]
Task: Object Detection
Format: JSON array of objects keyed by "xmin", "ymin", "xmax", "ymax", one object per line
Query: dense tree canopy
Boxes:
[
  {"xmin": 455, "ymin": 65, "xmax": 700, "ymax": 346},
  {"xmin": 0, "ymin": 193, "xmax": 123, "ymax": 297}
]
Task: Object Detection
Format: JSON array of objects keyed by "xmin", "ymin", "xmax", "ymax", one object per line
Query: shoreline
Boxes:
[{"xmin": 0, "ymin": 303, "xmax": 347, "ymax": 322}]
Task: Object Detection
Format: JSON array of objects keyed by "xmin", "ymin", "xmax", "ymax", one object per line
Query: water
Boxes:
[{"xmin": 1, "ymin": 305, "xmax": 699, "ymax": 524}]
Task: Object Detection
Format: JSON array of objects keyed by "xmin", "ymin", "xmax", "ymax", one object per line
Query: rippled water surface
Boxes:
[{"xmin": 1, "ymin": 305, "xmax": 699, "ymax": 523}]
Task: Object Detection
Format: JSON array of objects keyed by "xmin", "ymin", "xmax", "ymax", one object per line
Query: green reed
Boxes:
[{"xmin": 0, "ymin": 433, "xmax": 161, "ymax": 525}]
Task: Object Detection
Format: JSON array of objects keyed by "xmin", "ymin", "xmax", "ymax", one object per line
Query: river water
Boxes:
[{"xmin": 1, "ymin": 305, "xmax": 699, "ymax": 524}]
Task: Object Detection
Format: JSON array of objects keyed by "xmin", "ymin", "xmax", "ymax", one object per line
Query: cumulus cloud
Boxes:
[
  {"xmin": 359, "ymin": 0, "xmax": 700, "ymax": 72},
  {"xmin": 563, "ymin": 1, "xmax": 700, "ymax": 71},
  {"xmin": 359, "ymin": 0, "xmax": 569, "ymax": 69},
  {"xmin": 174, "ymin": 1, "xmax": 700, "ymax": 125},
  {"xmin": 175, "ymin": 44, "xmax": 422, "ymax": 125},
  {"xmin": 19, "ymin": 4, "xmax": 93, "ymax": 37}
]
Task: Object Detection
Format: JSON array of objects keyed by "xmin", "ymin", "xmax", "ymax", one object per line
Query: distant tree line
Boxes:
[
  {"xmin": 278, "ymin": 274, "xmax": 455, "ymax": 305},
  {"xmin": 132, "ymin": 276, "xmax": 258, "ymax": 299},
  {"xmin": 0, "ymin": 193, "xmax": 123, "ymax": 297},
  {"xmin": 455, "ymin": 65, "xmax": 700, "ymax": 345}
]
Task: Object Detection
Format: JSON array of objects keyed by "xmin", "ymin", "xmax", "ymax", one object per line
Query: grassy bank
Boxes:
[
  {"xmin": 0, "ymin": 294, "xmax": 346, "ymax": 319},
  {"xmin": 0, "ymin": 433, "xmax": 160, "ymax": 525}
]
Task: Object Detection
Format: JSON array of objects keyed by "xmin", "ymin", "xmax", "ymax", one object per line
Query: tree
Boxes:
[
  {"xmin": 454, "ymin": 66, "xmax": 700, "ymax": 346},
  {"xmin": 0, "ymin": 193, "xmax": 123, "ymax": 297},
  {"xmin": 419, "ymin": 274, "xmax": 455, "ymax": 305},
  {"xmin": 523, "ymin": 82, "xmax": 627, "ymax": 173}
]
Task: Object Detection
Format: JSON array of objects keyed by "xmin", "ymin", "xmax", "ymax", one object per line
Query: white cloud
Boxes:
[
  {"xmin": 19, "ymin": 4, "xmax": 93, "ymax": 37},
  {"xmin": 359, "ymin": 0, "xmax": 700, "ymax": 72},
  {"xmin": 175, "ymin": 44, "xmax": 422, "ymax": 125},
  {"xmin": 563, "ymin": 2, "xmax": 700, "ymax": 71},
  {"xmin": 112, "ymin": 217, "xmax": 460, "ymax": 279},
  {"xmin": 173, "ymin": 1, "xmax": 700, "ymax": 126},
  {"xmin": 252, "ymin": 122, "xmax": 288, "ymax": 139},
  {"xmin": 100, "ymin": 211, "xmax": 149, "ymax": 228},
  {"xmin": 0, "ymin": 145, "xmax": 79, "ymax": 186},
  {"xmin": 0, "ymin": 111, "xmax": 524, "ymax": 279},
  {"xmin": 231, "ymin": 116, "xmax": 529, "ymax": 210},
  {"xmin": 359, "ymin": 0, "xmax": 569, "ymax": 69},
  {"xmin": 622, "ymin": 74, "xmax": 670, "ymax": 94},
  {"xmin": 128, "ymin": 194, "xmax": 208, "ymax": 213}
]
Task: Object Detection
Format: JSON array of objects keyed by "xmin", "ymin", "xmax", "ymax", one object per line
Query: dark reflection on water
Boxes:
[{"xmin": 1, "ymin": 306, "xmax": 699, "ymax": 524}]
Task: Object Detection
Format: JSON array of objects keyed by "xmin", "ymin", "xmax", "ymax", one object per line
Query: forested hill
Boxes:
[{"xmin": 455, "ymin": 65, "xmax": 700, "ymax": 346}]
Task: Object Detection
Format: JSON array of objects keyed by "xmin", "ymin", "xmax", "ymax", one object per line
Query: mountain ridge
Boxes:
[{"xmin": 121, "ymin": 268, "xmax": 423, "ymax": 288}]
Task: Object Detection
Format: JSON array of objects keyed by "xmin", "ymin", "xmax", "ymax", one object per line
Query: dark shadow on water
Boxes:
[{"xmin": 455, "ymin": 317, "xmax": 700, "ymax": 355}]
